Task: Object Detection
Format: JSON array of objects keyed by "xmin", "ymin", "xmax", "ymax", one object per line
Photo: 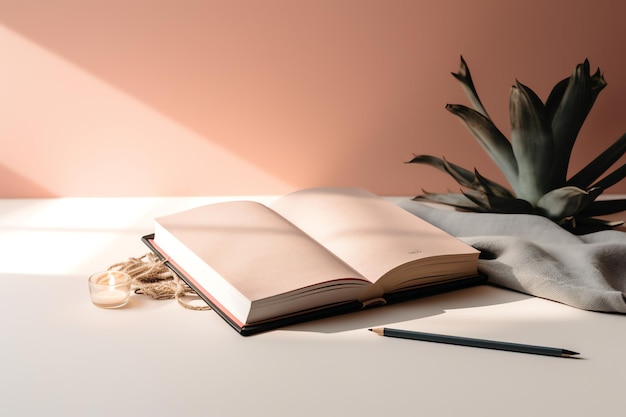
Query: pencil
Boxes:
[{"xmin": 368, "ymin": 327, "xmax": 580, "ymax": 358}]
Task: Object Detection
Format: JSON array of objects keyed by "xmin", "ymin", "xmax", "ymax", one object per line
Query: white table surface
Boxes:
[{"xmin": 1, "ymin": 197, "xmax": 624, "ymax": 417}]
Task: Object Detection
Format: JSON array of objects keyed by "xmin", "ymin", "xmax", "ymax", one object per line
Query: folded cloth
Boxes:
[{"xmin": 398, "ymin": 200, "xmax": 626, "ymax": 313}]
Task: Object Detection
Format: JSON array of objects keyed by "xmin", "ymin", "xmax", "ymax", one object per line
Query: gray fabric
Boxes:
[{"xmin": 397, "ymin": 200, "xmax": 626, "ymax": 313}]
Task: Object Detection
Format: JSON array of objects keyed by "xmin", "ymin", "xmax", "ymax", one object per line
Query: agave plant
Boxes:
[{"xmin": 408, "ymin": 56, "xmax": 626, "ymax": 233}]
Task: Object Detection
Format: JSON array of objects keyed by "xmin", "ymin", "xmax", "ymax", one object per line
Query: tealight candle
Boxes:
[{"xmin": 88, "ymin": 270, "xmax": 131, "ymax": 308}]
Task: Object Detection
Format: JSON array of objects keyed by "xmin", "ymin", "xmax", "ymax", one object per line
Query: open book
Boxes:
[{"xmin": 142, "ymin": 188, "xmax": 482, "ymax": 335}]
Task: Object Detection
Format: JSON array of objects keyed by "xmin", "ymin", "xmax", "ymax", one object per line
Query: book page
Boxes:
[
  {"xmin": 154, "ymin": 200, "xmax": 370, "ymax": 323},
  {"xmin": 271, "ymin": 188, "xmax": 478, "ymax": 286}
]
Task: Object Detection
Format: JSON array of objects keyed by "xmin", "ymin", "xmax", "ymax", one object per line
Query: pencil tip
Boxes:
[
  {"xmin": 368, "ymin": 328, "xmax": 373, "ymax": 331},
  {"xmin": 563, "ymin": 350, "xmax": 580, "ymax": 357}
]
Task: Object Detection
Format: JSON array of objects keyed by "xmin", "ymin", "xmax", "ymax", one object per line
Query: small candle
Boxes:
[
  {"xmin": 88, "ymin": 271, "xmax": 131, "ymax": 308},
  {"xmin": 90, "ymin": 288, "xmax": 129, "ymax": 307}
]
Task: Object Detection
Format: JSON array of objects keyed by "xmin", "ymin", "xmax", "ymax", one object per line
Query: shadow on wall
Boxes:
[{"xmin": 0, "ymin": 163, "xmax": 56, "ymax": 198}]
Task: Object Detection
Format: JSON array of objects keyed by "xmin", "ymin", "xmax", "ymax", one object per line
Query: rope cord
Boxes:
[{"xmin": 107, "ymin": 253, "xmax": 211, "ymax": 311}]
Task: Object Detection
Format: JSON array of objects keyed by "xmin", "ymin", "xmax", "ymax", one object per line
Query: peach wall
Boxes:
[{"xmin": 1, "ymin": 0, "xmax": 625, "ymax": 197}]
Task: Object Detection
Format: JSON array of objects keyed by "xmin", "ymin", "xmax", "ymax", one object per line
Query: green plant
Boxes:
[{"xmin": 408, "ymin": 56, "xmax": 626, "ymax": 233}]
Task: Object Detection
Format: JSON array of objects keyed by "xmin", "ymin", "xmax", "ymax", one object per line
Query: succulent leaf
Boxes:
[
  {"xmin": 579, "ymin": 198, "xmax": 626, "ymax": 216},
  {"xmin": 591, "ymin": 163, "xmax": 626, "ymax": 191},
  {"xmin": 451, "ymin": 56, "xmax": 490, "ymax": 118},
  {"xmin": 460, "ymin": 189, "xmax": 493, "ymax": 211},
  {"xmin": 567, "ymin": 132, "xmax": 626, "ymax": 189},
  {"xmin": 413, "ymin": 192, "xmax": 483, "ymax": 211},
  {"xmin": 472, "ymin": 168, "xmax": 515, "ymax": 198},
  {"xmin": 440, "ymin": 158, "xmax": 480, "ymax": 188},
  {"xmin": 446, "ymin": 104, "xmax": 519, "ymax": 192},
  {"xmin": 462, "ymin": 189, "xmax": 533, "ymax": 214},
  {"xmin": 440, "ymin": 158, "xmax": 513, "ymax": 197},
  {"xmin": 509, "ymin": 81, "xmax": 556, "ymax": 204},
  {"xmin": 407, "ymin": 155, "xmax": 514, "ymax": 198},
  {"xmin": 545, "ymin": 76, "xmax": 570, "ymax": 118},
  {"xmin": 550, "ymin": 60, "xmax": 607, "ymax": 181},
  {"xmin": 407, "ymin": 154, "xmax": 470, "ymax": 180},
  {"xmin": 536, "ymin": 186, "xmax": 601, "ymax": 220}
]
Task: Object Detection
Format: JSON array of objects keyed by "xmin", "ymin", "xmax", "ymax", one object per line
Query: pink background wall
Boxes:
[{"xmin": 1, "ymin": 0, "xmax": 625, "ymax": 198}]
